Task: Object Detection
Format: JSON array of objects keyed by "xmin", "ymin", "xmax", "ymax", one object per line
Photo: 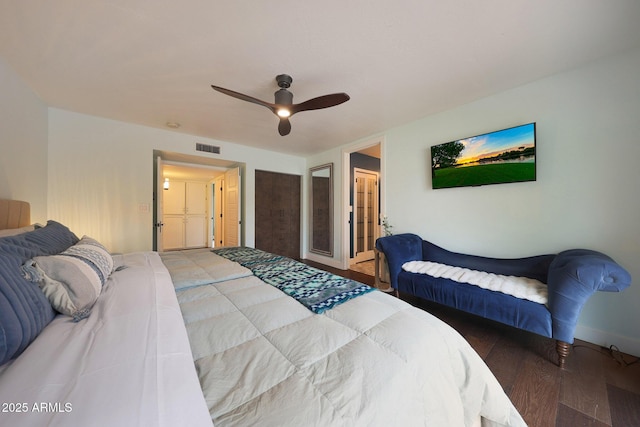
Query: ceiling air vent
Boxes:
[{"xmin": 196, "ymin": 143, "xmax": 221, "ymax": 154}]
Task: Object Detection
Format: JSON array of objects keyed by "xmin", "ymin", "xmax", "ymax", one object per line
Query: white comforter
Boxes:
[
  {"xmin": 0, "ymin": 252, "xmax": 212, "ymax": 427},
  {"xmin": 176, "ymin": 269, "xmax": 526, "ymax": 426},
  {"xmin": 160, "ymin": 248, "xmax": 252, "ymax": 290}
]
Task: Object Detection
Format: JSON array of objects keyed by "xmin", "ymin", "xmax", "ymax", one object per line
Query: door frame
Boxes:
[
  {"xmin": 340, "ymin": 136, "xmax": 385, "ymax": 270},
  {"xmin": 155, "ymin": 156, "xmax": 165, "ymax": 252}
]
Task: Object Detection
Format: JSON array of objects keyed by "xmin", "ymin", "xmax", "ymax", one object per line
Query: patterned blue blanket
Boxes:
[{"xmin": 212, "ymin": 247, "xmax": 374, "ymax": 314}]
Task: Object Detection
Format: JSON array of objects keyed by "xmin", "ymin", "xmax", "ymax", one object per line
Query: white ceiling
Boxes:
[{"xmin": 2, "ymin": 1, "xmax": 640, "ymax": 157}]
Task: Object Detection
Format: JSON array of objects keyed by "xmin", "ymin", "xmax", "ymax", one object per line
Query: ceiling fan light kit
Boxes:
[{"xmin": 211, "ymin": 74, "xmax": 349, "ymax": 136}]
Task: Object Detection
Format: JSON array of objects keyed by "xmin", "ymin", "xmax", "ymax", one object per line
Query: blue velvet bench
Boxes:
[{"xmin": 375, "ymin": 233, "xmax": 632, "ymax": 367}]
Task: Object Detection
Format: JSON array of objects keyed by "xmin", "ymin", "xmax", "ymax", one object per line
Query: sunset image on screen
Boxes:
[{"xmin": 431, "ymin": 123, "xmax": 536, "ymax": 189}]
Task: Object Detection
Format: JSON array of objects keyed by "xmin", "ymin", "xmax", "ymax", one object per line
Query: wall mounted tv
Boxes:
[{"xmin": 430, "ymin": 122, "xmax": 536, "ymax": 189}]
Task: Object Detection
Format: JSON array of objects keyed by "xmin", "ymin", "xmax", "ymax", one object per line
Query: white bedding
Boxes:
[
  {"xmin": 403, "ymin": 260, "xmax": 548, "ymax": 304},
  {"xmin": 160, "ymin": 248, "xmax": 252, "ymax": 289},
  {"xmin": 0, "ymin": 249, "xmax": 526, "ymax": 427},
  {"xmin": 176, "ymin": 264, "xmax": 526, "ymax": 426},
  {"xmin": 0, "ymin": 252, "xmax": 212, "ymax": 427}
]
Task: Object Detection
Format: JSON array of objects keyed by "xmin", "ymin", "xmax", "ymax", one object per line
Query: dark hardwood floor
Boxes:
[{"xmin": 302, "ymin": 260, "xmax": 640, "ymax": 427}]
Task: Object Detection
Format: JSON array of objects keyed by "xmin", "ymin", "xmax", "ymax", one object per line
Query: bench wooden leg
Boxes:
[{"xmin": 556, "ymin": 340, "xmax": 570, "ymax": 368}]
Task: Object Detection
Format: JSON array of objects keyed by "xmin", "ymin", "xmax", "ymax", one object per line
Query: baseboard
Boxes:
[{"xmin": 574, "ymin": 324, "xmax": 640, "ymax": 357}]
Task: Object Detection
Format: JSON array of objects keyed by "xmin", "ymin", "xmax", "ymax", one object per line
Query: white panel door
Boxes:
[
  {"xmin": 223, "ymin": 167, "xmax": 240, "ymax": 247},
  {"xmin": 353, "ymin": 169, "xmax": 379, "ymax": 263},
  {"xmin": 162, "ymin": 215, "xmax": 184, "ymax": 250},
  {"xmin": 185, "ymin": 216, "xmax": 207, "ymax": 248},
  {"xmin": 185, "ymin": 181, "xmax": 207, "ymax": 248},
  {"xmin": 164, "ymin": 181, "xmax": 186, "ymax": 215},
  {"xmin": 186, "ymin": 182, "xmax": 206, "ymax": 215},
  {"xmin": 162, "ymin": 181, "xmax": 207, "ymax": 250}
]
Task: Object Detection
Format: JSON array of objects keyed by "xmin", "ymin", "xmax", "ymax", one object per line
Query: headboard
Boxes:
[{"xmin": 0, "ymin": 199, "xmax": 31, "ymax": 230}]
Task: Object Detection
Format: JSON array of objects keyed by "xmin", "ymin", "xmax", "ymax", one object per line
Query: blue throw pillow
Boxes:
[{"xmin": 0, "ymin": 221, "xmax": 79, "ymax": 365}]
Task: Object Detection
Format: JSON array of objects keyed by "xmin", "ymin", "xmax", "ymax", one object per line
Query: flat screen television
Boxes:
[{"xmin": 430, "ymin": 122, "xmax": 536, "ymax": 189}]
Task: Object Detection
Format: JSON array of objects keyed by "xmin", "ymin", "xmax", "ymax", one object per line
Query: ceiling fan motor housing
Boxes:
[
  {"xmin": 275, "ymin": 88, "xmax": 293, "ymax": 105},
  {"xmin": 275, "ymin": 74, "xmax": 293, "ymax": 105}
]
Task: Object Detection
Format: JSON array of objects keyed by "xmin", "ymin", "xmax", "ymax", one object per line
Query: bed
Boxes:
[{"xmin": 0, "ymin": 200, "xmax": 526, "ymax": 426}]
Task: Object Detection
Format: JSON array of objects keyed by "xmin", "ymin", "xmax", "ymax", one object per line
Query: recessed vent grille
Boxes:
[{"xmin": 196, "ymin": 143, "xmax": 221, "ymax": 154}]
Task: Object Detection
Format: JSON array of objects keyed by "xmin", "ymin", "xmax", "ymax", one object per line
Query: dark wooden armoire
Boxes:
[{"xmin": 255, "ymin": 170, "xmax": 301, "ymax": 259}]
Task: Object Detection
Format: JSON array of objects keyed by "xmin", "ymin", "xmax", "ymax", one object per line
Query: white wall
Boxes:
[
  {"xmin": 377, "ymin": 48, "xmax": 640, "ymax": 355},
  {"xmin": 0, "ymin": 57, "xmax": 48, "ymax": 222},
  {"xmin": 47, "ymin": 108, "xmax": 306, "ymax": 253}
]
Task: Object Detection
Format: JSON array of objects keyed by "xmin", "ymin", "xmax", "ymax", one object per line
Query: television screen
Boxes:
[{"xmin": 431, "ymin": 122, "xmax": 536, "ymax": 189}]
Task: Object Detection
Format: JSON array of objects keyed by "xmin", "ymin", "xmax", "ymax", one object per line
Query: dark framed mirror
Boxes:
[{"xmin": 309, "ymin": 163, "xmax": 333, "ymax": 256}]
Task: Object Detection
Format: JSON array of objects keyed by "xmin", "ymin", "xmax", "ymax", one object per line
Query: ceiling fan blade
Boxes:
[
  {"xmin": 278, "ymin": 117, "xmax": 292, "ymax": 136},
  {"xmin": 211, "ymin": 85, "xmax": 277, "ymax": 114},
  {"xmin": 290, "ymin": 93, "xmax": 350, "ymax": 115}
]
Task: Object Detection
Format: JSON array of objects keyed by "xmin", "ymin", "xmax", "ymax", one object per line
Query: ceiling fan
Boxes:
[{"xmin": 211, "ymin": 74, "xmax": 350, "ymax": 136}]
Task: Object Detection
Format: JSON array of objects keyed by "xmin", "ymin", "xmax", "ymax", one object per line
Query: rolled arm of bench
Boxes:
[
  {"xmin": 547, "ymin": 249, "xmax": 631, "ymax": 343},
  {"xmin": 375, "ymin": 234, "xmax": 423, "ymax": 289}
]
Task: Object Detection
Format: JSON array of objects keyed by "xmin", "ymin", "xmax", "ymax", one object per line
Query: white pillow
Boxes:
[{"xmin": 23, "ymin": 236, "xmax": 113, "ymax": 321}]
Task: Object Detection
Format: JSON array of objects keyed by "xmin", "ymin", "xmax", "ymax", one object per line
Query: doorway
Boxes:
[
  {"xmin": 209, "ymin": 167, "xmax": 242, "ymax": 248},
  {"xmin": 342, "ymin": 139, "xmax": 384, "ymax": 270},
  {"xmin": 353, "ymin": 168, "xmax": 379, "ymax": 263},
  {"xmin": 153, "ymin": 151, "xmax": 244, "ymax": 252}
]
